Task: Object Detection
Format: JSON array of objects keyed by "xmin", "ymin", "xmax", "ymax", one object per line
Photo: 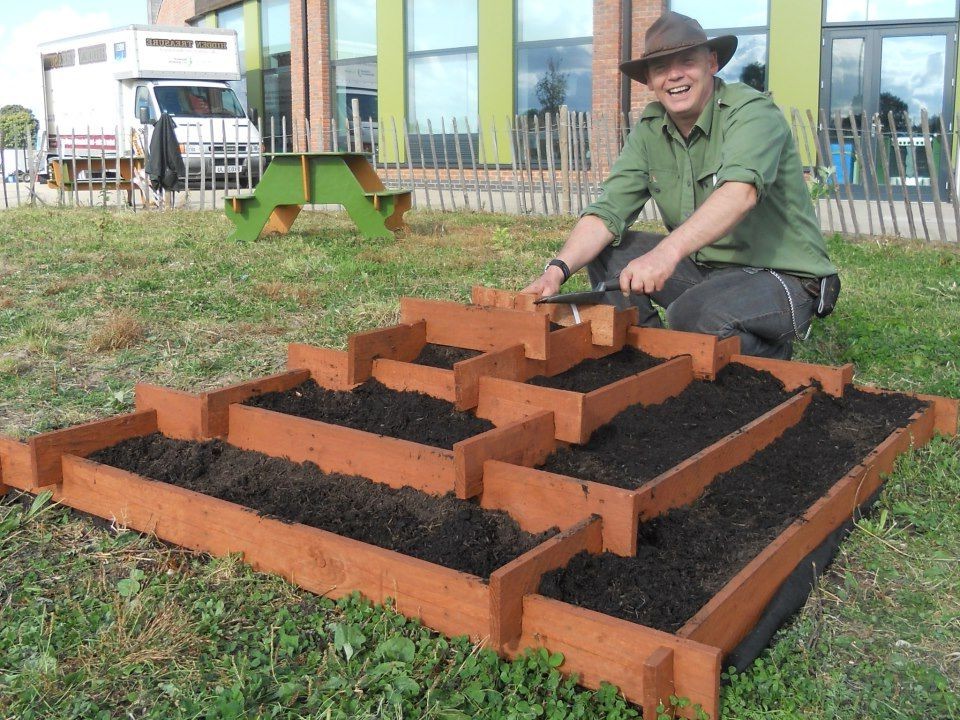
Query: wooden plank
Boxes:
[
  {"xmin": 480, "ymin": 460, "xmax": 639, "ymax": 556},
  {"xmin": 731, "ymin": 355, "xmax": 853, "ymax": 397},
  {"xmin": 59, "ymin": 455, "xmax": 491, "ymax": 641},
  {"xmin": 855, "ymin": 384, "xmax": 958, "ymax": 437},
  {"xmin": 581, "ymin": 357, "xmax": 694, "ymax": 443},
  {"xmin": 470, "ymin": 285, "xmax": 539, "ymax": 312},
  {"xmin": 541, "ymin": 323, "xmax": 596, "ymax": 376},
  {"xmin": 550, "ymin": 306, "xmax": 638, "ymax": 348},
  {"xmin": 628, "ymin": 327, "xmax": 740, "ymax": 380},
  {"xmin": 399, "ymin": 297, "xmax": 551, "ymax": 360},
  {"xmin": 286, "ymin": 344, "xmax": 356, "ymax": 390},
  {"xmin": 476, "ymin": 376, "xmax": 586, "ymax": 443},
  {"xmin": 453, "ymin": 344, "xmax": 527, "ymax": 410},
  {"xmin": 635, "ymin": 390, "xmax": 815, "ymax": 521},
  {"xmin": 227, "ymin": 404, "xmax": 456, "ymax": 495},
  {"xmin": 489, "ymin": 517, "xmax": 603, "ymax": 650},
  {"xmin": 135, "ymin": 384, "xmax": 204, "ymax": 440},
  {"xmin": 642, "ymin": 647, "xmax": 676, "ymax": 720},
  {"xmin": 347, "ymin": 321, "xmax": 426, "ymax": 384},
  {"xmin": 513, "ymin": 594, "xmax": 722, "ymax": 719},
  {"xmin": 201, "ymin": 370, "xmax": 310, "ymax": 438},
  {"xmin": 0, "ymin": 436, "xmax": 32, "ymax": 491},
  {"xmin": 28, "ymin": 410, "xmax": 158, "ymax": 488},
  {"xmin": 372, "ymin": 359, "xmax": 457, "ymax": 403},
  {"xmin": 678, "ymin": 403, "xmax": 936, "ymax": 653},
  {"xmin": 454, "ymin": 411, "xmax": 556, "ymax": 498}
]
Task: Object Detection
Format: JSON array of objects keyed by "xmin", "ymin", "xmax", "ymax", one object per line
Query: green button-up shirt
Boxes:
[{"xmin": 584, "ymin": 79, "xmax": 836, "ymax": 279}]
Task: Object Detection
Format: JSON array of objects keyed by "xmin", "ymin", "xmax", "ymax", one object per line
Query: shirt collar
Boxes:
[{"xmin": 643, "ymin": 77, "xmax": 727, "ymax": 141}]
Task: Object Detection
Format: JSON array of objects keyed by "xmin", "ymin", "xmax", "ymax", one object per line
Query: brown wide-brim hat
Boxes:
[{"xmin": 620, "ymin": 11, "xmax": 737, "ymax": 85}]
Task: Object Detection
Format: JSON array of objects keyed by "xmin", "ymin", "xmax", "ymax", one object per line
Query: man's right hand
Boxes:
[{"xmin": 521, "ymin": 264, "xmax": 565, "ymax": 298}]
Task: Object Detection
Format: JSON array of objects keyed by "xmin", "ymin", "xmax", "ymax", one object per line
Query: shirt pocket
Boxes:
[
  {"xmin": 696, "ymin": 161, "xmax": 722, "ymax": 198},
  {"xmin": 647, "ymin": 167, "xmax": 681, "ymax": 228}
]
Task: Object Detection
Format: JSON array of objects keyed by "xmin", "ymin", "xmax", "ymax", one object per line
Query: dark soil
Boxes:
[
  {"xmin": 243, "ymin": 378, "xmax": 493, "ymax": 449},
  {"xmin": 541, "ymin": 364, "xmax": 793, "ymax": 487},
  {"xmin": 527, "ymin": 346, "xmax": 663, "ymax": 394},
  {"xmin": 89, "ymin": 435, "xmax": 554, "ymax": 578},
  {"xmin": 538, "ymin": 387, "xmax": 925, "ymax": 632},
  {"xmin": 412, "ymin": 343, "xmax": 482, "ymax": 369}
]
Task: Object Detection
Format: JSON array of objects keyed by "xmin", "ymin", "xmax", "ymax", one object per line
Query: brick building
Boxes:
[{"xmin": 154, "ymin": 0, "xmax": 960, "ymax": 185}]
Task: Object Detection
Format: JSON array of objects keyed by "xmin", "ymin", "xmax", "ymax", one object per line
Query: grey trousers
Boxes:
[{"xmin": 586, "ymin": 231, "xmax": 817, "ymax": 359}]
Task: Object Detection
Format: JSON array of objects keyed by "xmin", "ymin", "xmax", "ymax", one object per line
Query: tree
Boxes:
[
  {"xmin": 739, "ymin": 62, "xmax": 766, "ymax": 92},
  {"xmin": 0, "ymin": 105, "xmax": 39, "ymax": 149},
  {"xmin": 536, "ymin": 57, "xmax": 569, "ymax": 117},
  {"xmin": 879, "ymin": 92, "xmax": 909, "ymax": 132}
]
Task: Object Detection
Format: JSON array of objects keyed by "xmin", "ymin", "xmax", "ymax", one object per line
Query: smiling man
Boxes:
[{"xmin": 524, "ymin": 11, "xmax": 837, "ymax": 359}]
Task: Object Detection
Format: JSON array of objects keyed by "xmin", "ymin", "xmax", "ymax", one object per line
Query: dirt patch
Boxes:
[
  {"xmin": 243, "ymin": 378, "xmax": 494, "ymax": 449},
  {"xmin": 527, "ymin": 346, "xmax": 662, "ymax": 393},
  {"xmin": 89, "ymin": 435, "xmax": 553, "ymax": 578},
  {"xmin": 539, "ymin": 387, "xmax": 926, "ymax": 631},
  {"xmin": 412, "ymin": 343, "xmax": 482, "ymax": 369},
  {"xmin": 541, "ymin": 363, "xmax": 792, "ymax": 487}
]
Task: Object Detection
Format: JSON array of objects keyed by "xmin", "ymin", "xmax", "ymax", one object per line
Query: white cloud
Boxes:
[{"xmin": 0, "ymin": 7, "xmax": 113, "ymax": 120}]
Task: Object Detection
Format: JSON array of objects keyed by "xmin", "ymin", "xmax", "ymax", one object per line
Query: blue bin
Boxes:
[{"xmin": 829, "ymin": 142, "xmax": 855, "ymax": 184}]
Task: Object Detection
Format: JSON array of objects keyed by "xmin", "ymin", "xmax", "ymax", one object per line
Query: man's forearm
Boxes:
[
  {"xmin": 553, "ymin": 214, "xmax": 617, "ymax": 275},
  {"xmin": 660, "ymin": 181, "xmax": 757, "ymax": 262}
]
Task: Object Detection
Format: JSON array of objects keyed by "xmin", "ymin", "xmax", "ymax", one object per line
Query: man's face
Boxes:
[{"xmin": 647, "ymin": 47, "xmax": 719, "ymax": 129}]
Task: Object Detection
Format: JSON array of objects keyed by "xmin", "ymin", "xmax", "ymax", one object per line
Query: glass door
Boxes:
[{"xmin": 821, "ymin": 25, "xmax": 956, "ymax": 197}]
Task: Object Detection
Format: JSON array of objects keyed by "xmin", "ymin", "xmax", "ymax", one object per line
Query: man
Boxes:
[{"xmin": 524, "ymin": 11, "xmax": 837, "ymax": 359}]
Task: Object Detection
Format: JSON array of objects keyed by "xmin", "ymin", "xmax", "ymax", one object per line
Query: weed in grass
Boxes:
[{"xmin": 86, "ymin": 309, "xmax": 145, "ymax": 352}]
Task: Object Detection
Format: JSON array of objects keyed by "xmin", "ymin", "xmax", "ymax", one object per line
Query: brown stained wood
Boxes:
[
  {"xmin": 551, "ymin": 306, "xmax": 638, "ymax": 348},
  {"xmin": 399, "ymin": 297, "xmax": 551, "ymax": 359},
  {"xmin": 371, "ymin": 358, "xmax": 457, "ymax": 403},
  {"xmin": 347, "ymin": 321, "xmax": 426, "ymax": 384},
  {"xmin": 227, "ymin": 404, "xmax": 456, "ymax": 496},
  {"xmin": 453, "ymin": 345, "xmax": 527, "ymax": 410},
  {"xmin": 732, "ymin": 355, "xmax": 853, "ymax": 397},
  {"xmin": 489, "ymin": 517, "xmax": 602, "ymax": 650},
  {"xmin": 28, "ymin": 410, "xmax": 158, "ymax": 488},
  {"xmin": 286, "ymin": 344, "xmax": 357, "ymax": 390},
  {"xmin": 135, "ymin": 384, "xmax": 204, "ymax": 440},
  {"xmin": 643, "ymin": 647, "xmax": 676, "ymax": 720},
  {"xmin": 263, "ymin": 204, "xmax": 302, "ymax": 235},
  {"xmin": 627, "ymin": 326, "xmax": 739, "ymax": 380},
  {"xmin": 0, "ymin": 436, "xmax": 32, "ymax": 491},
  {"xmin": 59, "ymin": 455, "xmax": 490, "ymax": 641},
  {"xmin": 635, "ymin": 390, "xmax": 815, "ymax": 521},
  {"xmin": 470, "ymin": 285, "xmax": 539, "ymax": 312},
  {"xmin": 513, "ymin": 594, "xmax": 722, "ymax": 718},
  {"xmin": 480, "ymin": 460, "xmax": 639, "ymax": 556},
  {"xmin": 476, "ymin": 376, "xmax": 587, "ymax": 443},
  {"xmin": 857, "ymin": 385, "xmax": 958, "ymax": 437},
  {"xmin": 202, "ymin": 370, "xmax": 311, "ymax": 438},
  {"xmin": 580, "ymin": 356, "xmax": 694, "ymax": 444},
  {"xmin": 453, "ymin": 411, "xmax": 556, "ymax": 498},
  {"xmin": 538, "ymin": 323, "xmax": 596, "ymax": 377},
  {"xmin": 677, "ymin": 403, "xmax": 937, "ymax": 653}
]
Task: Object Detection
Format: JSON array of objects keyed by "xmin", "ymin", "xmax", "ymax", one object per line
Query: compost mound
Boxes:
[
  {"xmin": 527, "ymin": 346, "xmax": 663, "ymax": 394},
  {"xmin": 243, "ymin": 378, "xmax": 493, "ymax": 449},
  {"xmin": 539, "ymin": 387, "xmax": 925, "ymax": 631},
  {"xmin": 412, "ymin": 343, "xmax": 482, "ymax": 369},
  {"xmin": 541, "ymin": 363, "xmax": 792, "ymax": 487},
  {"xmin": 89, "ymin": 435, "xmax": 553, "ymax": 578}
]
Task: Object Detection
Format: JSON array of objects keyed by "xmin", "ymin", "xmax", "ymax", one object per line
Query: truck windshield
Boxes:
[{"xmin": 154, "ymin": 86, "xmax": 245, "ymax": 119}]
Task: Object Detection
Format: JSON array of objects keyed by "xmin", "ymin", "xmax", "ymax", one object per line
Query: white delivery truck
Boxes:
[{"xmin": 39, "ymin": 25, "xmax": 261, "ymax": 186}]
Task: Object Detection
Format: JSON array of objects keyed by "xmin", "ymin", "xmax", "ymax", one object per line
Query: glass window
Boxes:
[
  {"xmin": 217, "ymin": 5, "xmax": 246, "ymax": 71},
  {"xmin": 154, "ymin": 85, "xmax": 245, "ymax": 118},
  {"xmin": 670, "ymin": 0, "xmax": 767, "ymax": 29},
  {"xmin": 718, "ymin": 33, "xmax": 767, "ymax": 91},
  {"xmin": 517, "ymin": 43, "xmax": 593, "ymax": 116},
  {"xmin": 332, "ymin": 0, "xmax": 376, "ymax": 59},
  {"xmin": 261, "ymin": 0, "xmax": 291, "ymax": 146},
  {"xmin": 826, "ymin": 0, "xmax": 957, "ymax": 23},
  {"xmin": 409, "ymin": 53, "xmax": 479, "ymax": 124},
  {"xmin": 407, "ymin": 0, "xmax": 477, "ymax": 52},
  {"xmin": 518, "ymin": 0, "xmax": 593, "ymax": 42}
]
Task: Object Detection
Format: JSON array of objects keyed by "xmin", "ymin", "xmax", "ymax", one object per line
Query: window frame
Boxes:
[{"xmin": 822, "ymin": 0, "xmax": 959, "ymax": 27}]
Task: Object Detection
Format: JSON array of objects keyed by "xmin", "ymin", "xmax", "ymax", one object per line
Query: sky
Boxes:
[{"xmin": 0, "ymin": 1, "xmax": 147, "ymax": 120}]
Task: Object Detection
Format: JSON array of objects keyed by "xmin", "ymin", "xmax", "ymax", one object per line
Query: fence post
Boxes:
[
  {"xmin": 920, "ymin": 109, "xmax": 947, "ymax": 242},
  {"xmin": 490, "ymin": 117, "xmax": 506, "ymax": 213},
  {"xmin": 545, "ymin": 112, "xmax": 559, "ymax": 215},
  {"xmin": 847, "ymin": 113, "xmax": 875, "ymax": 235},
  {"xmin": 903, "ymin": 115, "xmax": 931, "ymax": 241},
  {"xmin": 559, "ymin": 105, "xmax": 570, "ymax": 214},
  {"xmin": 939, "ymin": 114, "xmax": 960, "ymax": 239},
  {"xmin": 426, "ymin": 119, "xmax": 446, "ymax": 212},
  {"xmin": 451, "ymin": 116, "xmax": 469, "ymax": 208},
  {"xmin": 352, "ymin": 99, "xmax": 362, "ymax": 155}
]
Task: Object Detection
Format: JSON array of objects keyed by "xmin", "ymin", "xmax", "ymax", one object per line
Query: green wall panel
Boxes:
[
  {"xmin": 202, "ymin": 13, "xmax": 218, "ymax": 28},
  {"xmin": 243, "ymin": 0, "xmax": 264, "ymax": 120},
  {"xmin": 768, "ymin": 0, "xmax": 821, "ymax": 164},
  {"xmin": 377, "ymin": 0, "xmax": 406, "ymax": 161},
  {"xmin": 479, "ymin": 0, "xmax": 514, "ymax": 163}
]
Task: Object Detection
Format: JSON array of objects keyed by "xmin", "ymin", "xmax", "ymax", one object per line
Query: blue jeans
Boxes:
[{"xmin": 586, "ymin": 231, "xmax": 817, "ymax": 359}]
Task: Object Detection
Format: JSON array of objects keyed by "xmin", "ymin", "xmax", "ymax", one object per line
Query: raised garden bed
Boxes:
[
  {"xmin": 527, "ymin": 346, "xmax": 663, "ymax": 393},
  {"xmin": 412, "ymin": 343, "xmax": 482, "ymax": 369}
]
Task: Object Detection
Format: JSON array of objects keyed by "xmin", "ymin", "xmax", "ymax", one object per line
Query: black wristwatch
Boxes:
[{"xmin": 544, "ymin": 258, "xmax": 571, "ymax": 284}]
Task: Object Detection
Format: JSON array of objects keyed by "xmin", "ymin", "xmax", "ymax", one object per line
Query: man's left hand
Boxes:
[{"xmin": 619, "ymin": 242, "xmax": 682, "ymax": 295}]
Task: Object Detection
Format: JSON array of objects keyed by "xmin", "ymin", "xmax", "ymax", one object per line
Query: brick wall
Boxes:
[
  {"xmin": 592, "ymin": 0, "xmax": 622, "ymax": 129},
  {"xmin": 290, "ymin": 0, "xmax": 331, "ymax": 149},
  {"xmin": 630, "ymin": 0, "xmax": 666, "ymax": 114},
  {"xmin": 156, "ymin": 0, "xmax": 196, "ymax": 24}
]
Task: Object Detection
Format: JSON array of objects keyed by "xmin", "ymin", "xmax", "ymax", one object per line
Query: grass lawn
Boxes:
[{"xmin": 0, "ymin": 206, "xmax": 958, "ymax": 719}]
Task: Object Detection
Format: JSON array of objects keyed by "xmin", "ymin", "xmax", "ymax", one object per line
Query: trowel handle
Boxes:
[{"xmin": 594, "ymin": 276, "xmax": 621, "ymax": 292}]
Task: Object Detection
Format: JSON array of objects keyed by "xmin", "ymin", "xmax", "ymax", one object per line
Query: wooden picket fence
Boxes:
[{"xmin": 3, "ymin": 104, "xmax": 958, "ymax": 242}]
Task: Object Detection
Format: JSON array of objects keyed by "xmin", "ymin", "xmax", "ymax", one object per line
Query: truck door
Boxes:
[{"xmin": 135, "ymin": 86, "xmax": 156, "ymax": 124}]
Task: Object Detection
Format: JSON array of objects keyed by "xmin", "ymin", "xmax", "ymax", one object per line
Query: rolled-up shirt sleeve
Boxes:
[
  {"xmin": 581, "ymin": 127, "xmax": 651, "ymax": 239},
  {"xmin": 715, "ymin": 99, "xmax": 788, "ymax": 202}
]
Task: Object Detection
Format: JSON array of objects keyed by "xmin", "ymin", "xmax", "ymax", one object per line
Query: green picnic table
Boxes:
[{"xmin": 223, "ymin": 152, "xmax": 412, "ymax": 241}]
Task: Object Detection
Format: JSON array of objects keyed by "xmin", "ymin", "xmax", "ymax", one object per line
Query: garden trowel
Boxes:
[{"xmin": 534, "ymin": 276, "xmax": 622, "ymax": 305}]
